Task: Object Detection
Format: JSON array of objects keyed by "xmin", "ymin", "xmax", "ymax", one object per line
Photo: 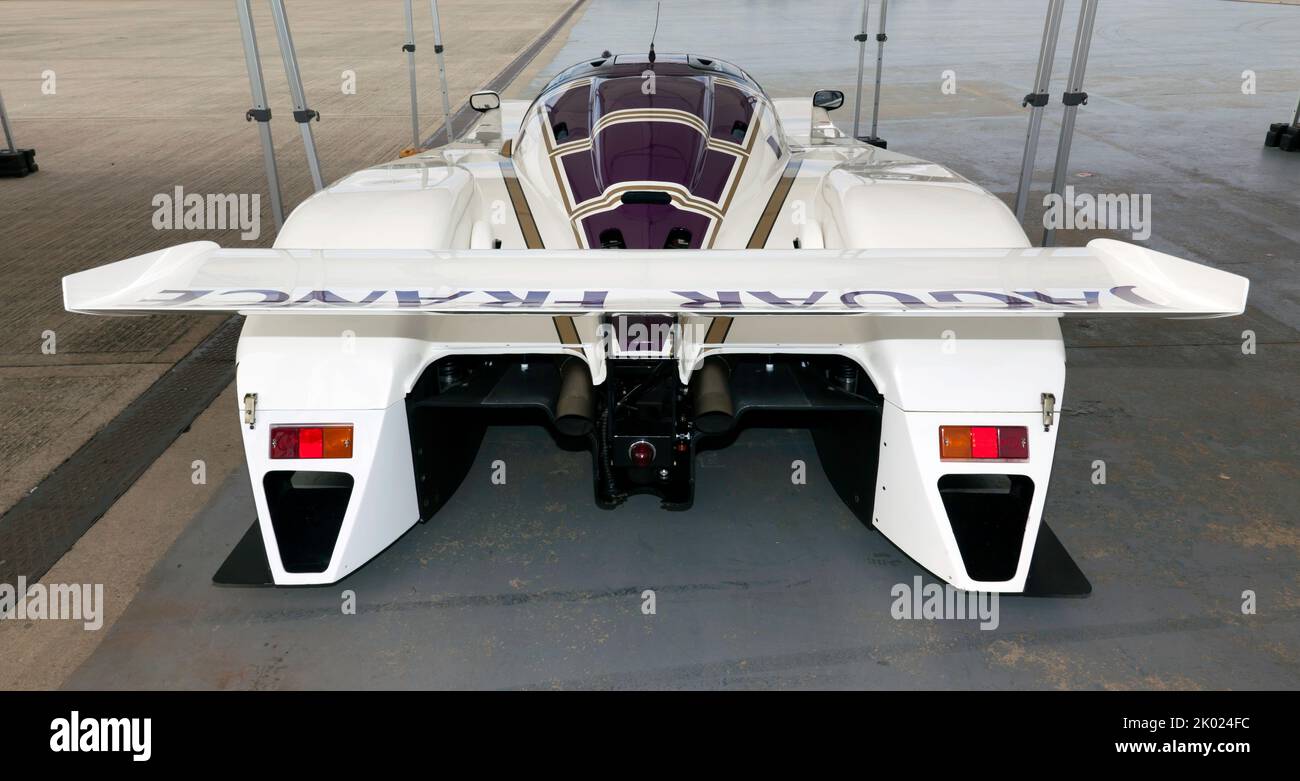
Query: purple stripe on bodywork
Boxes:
[
  {"xmin": 710, "ymin": 83, "xmax": 756, "ymax": 141},
  {"xmin": 560, "ymin": 149, "xmax": 601, "ymax": 204},
  {"xmin": 692, "ymin": 149, "xmax": 736, "ymax": 203},
  {"xmin": 594, "ymin": 74, "xmax": 709, "ymax": 117},
  {"xmin": 546, "ymin": 84, "xmax": 591, "ymax": 142},
  {"xmin": 536, "ymin": 63, "xmax": 771, "ymax": 248},
  {"xmin": 595, "ymin": 119, "xmax": 705, "ymax": 189}
]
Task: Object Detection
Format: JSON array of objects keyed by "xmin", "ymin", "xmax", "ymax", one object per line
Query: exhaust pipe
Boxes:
[
  {"xmin": 554, "ymin": 357, "xmax": 595, "ymax": 436},
  {"xmin": 691, "ymin": 357, "xmax": 735, "ymax": 434}
]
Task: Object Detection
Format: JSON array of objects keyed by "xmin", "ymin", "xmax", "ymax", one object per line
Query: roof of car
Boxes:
[
  {"xmin": 521, "ymin": 54, "xmax": 774, "ymax": 250},
  {"xmin": 539, "ymin": 53, "xmax": 766, "ymax": 97}
]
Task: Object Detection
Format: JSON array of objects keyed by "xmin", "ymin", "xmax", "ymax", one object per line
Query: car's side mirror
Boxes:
[
  {"xmin": 469, "ymin": 91, "xmax": 501, "ymax": 112},
  {"xmin": 468, "ymin": 91, "xmax": 503, "ymax": 143},
  {"xmin": 810, "ymin": 90, "xmax": 846, "ymax": 141},
  {"xmin": 813, "ymin": 90, "xmax": 844, "ymax": 111}
]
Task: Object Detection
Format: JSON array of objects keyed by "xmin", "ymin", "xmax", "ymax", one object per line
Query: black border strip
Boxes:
[{"xmin": 1, "ymin": 690, "xmax": 1288, "ymax": 762}]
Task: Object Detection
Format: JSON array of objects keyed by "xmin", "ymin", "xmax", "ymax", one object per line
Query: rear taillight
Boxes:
[
  {"xmin": 270, "ymin": 426, "xmax": 299, "ymax": 459},
  {"xmin": 629, "ymin": 440, "xmax": 656, "ymax": 467},
  {"xmin": 939, "ymin": 425, "xmax": 1028, "ymax": 461},
  {"xmin": 270, "ymin": 425, "xmax": 353, "ymax": 459}
]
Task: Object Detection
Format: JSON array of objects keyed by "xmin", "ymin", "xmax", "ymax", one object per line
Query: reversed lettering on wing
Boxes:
[{"xmin": 132, "ymin": 287, "xmax": 1168, "ymax": 312}]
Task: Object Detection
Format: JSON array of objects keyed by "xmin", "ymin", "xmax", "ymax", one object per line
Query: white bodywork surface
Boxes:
[{"xmin": 63, "ymin": 57, "xmax": 1248, "ymax": 591}]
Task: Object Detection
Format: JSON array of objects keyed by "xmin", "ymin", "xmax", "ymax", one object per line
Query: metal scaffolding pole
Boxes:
[
  {"xmin": 0, "ymin": 90, "xmax": 16, "ymax": 153},
  {"xmin": 0, "ymin": 87, "xmax": 37, "ymax": 176},
  {"xmin": 402, "ymin": 0, "xmax": 420, "ymax": 148},
  {"xmin": 851, "ymin": 0, "xmax": 871, "ymax": 139},
  {"xmin": 865, "ymin": 0, "xmax": 889, "ymax": 146},
  {"xmin": 1043, "ymin": 0, "xmax": 1099, "ymax": 247},
  {"xmin": 269, "ymin": 0, "xmax": 325, "ymax": 191},
  {"xmin": 1013, "ymin": 0, "xmax": 1066, "ymax": 222},
  {"xmin": 236, "ymin": 0, "xmax": 285, "ymax": 231},
  {"xmin": 428, "ymin": 0, "xmax": 454, "ymax": 144}
]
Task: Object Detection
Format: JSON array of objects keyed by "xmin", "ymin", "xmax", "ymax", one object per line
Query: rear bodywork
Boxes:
[{"xmin": 63, "ymin": 54, "xmax": 1248, "ymax": 591}]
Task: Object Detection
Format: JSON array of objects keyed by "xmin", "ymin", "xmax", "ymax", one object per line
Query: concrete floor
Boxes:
[
  {"xmin": 0, "ymin": 0, "xmax": 576, "ymax": 515},
  {"xmin": 6, "ymin": 0, "xmax": 1300, "ymax": 689},
  {"xmin": 66, "ymin": 395, "xmax": 1300, "ymax": 689}
]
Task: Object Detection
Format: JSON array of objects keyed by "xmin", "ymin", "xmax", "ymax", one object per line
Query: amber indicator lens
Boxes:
[
  {"xmin": 939, "ymin": 425, "xmax": 972, "ymax": 459},
  {"xmin": 323, "ymin": 426, "xmax": 353, "ymax": 458}
]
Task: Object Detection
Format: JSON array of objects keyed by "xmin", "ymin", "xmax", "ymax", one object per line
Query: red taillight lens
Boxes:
[
  {"xmin": 298, "ymin": 427, "xmax": 324, "ymax": 458},
  {"xmin": 939, "ymin": 425, "xmax": 1028, "ymax": 460},
  {"xmin": 997, "ymin": 426, "xmax": 1029, "ymax": 459},
  {"xmin": 270, "ymin": 425, "xmax": 353, "ymax": 459},
  {"xmin": 629, "ymin": 440, "xmax": 656, "ymax": 467},
  {"xmin": 970, "ymin": 426, "xmax": 999, "ymax": 459},
  {"xmin": 270, "ymin": 426, "xmax": 299, "ymax": 459}
]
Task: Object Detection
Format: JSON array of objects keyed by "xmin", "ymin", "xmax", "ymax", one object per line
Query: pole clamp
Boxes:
[
  {"xmin": 853, "ymin": 33, "xmax": 869, "ymax": 42},
  {"xmin": 402, "ymin": 43, "xmax": 415, "ymax": 52},
  {"xmin": 245, "ymin": 108, "xmax": 272, "ymax": 122},
  {"xmin": 876, "ymin": 33, "xmax": 888, "ymax": 42},
  {"xmin": 1063, "ymin": 91, "xmax": 1089, "ymax": 107},
  {"xmin": 434, "ymin": 44, "xmax": 445, "ymax": 53},
  {"xmin": 1021, "ymin": 92, "xmax": 1050, "ymax": 108},
  {"xmin": 293, "ymin": 109, "xmax": 320, "ymax": 123}
]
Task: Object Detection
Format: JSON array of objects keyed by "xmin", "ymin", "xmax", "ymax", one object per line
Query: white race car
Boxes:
[{"xmin": 64, "ymin": 54, "xmax": 1247, "ymax": 593}]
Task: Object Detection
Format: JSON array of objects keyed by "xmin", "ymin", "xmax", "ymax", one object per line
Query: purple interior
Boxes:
[{"xmin": 536, "ymin": 58, "xmax": 762, "ymax": 248}]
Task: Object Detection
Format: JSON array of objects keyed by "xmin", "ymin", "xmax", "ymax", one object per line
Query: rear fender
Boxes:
[{"xmin": 241, "ymin": 403, "xmax": 416, "ymax": 585}]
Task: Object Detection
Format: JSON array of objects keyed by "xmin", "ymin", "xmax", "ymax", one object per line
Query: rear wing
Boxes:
[{"xmin": 63, "ymin": 239, "xmax": 1248, "ymax": 318}]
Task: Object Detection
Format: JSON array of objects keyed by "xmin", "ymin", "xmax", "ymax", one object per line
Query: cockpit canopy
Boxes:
[{"xmin": 514, "ymin": 54, "xmax": 784, "ymax": 249}]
